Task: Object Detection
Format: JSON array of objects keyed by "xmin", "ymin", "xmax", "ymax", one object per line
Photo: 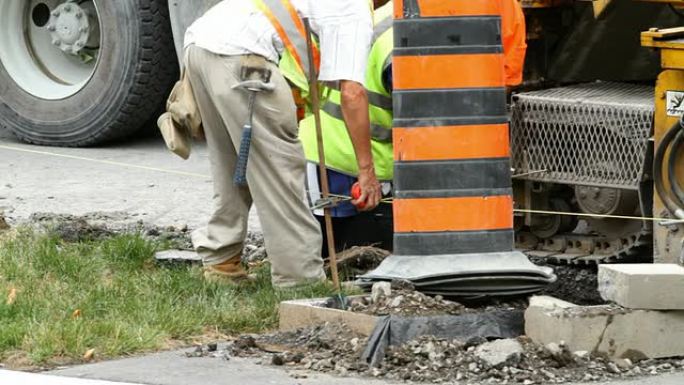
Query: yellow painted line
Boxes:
[{"xmin": 0, "ymin": 144, "xmax": 210, "ymax": 179}]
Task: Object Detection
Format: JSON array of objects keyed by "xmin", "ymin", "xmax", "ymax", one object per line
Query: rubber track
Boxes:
[{"xmin": 517, "ymin": 228, "xmax": 653, "ymax": 265}]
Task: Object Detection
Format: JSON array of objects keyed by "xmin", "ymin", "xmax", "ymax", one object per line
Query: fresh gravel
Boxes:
[{"xmin": 220, "ymin": 322, "xmax": 684, "ymax": 384}]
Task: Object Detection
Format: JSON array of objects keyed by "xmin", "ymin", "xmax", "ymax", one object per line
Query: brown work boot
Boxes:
[{"xmin": 203, "ymin": 254, "xmax": 252, "ymax": 284}]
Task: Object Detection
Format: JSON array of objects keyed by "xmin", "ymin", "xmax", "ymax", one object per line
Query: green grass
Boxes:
[{"xmin": 0, "ymin": 229, "xmax": 337, "ymax": 368}]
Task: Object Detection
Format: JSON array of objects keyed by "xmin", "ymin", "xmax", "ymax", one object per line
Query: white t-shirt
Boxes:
[{"xmin": 184, "ymin": 0, "xmax": 372, "ymax": 84}]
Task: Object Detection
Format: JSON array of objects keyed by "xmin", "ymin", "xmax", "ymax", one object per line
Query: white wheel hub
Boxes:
[
  {"xmin": 0, "ymin": 0, "xmax": 101, "ymax": 100},
  {"xmin": 49, "ymin": 1, "xmax": 91, "ymax": 55}
]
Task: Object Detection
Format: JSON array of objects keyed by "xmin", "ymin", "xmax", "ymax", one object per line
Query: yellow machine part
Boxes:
[
  {"xmin": 643, "ymin": 27, "xmax": 684, "ymax": 262},
  {"xmin": 653, "ymin": 70, "xmax": 684, "ymax": 262}
]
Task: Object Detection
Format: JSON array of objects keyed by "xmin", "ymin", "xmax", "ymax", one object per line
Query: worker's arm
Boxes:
[{"xmin": 340, "ymin": 80, "xmax": 382, "ymax": 211}]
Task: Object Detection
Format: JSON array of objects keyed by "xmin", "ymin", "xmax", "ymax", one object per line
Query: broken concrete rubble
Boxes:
[
  {"xmin": 280, "ymin": 281, "xmax": 527, "ymax": 340},
  {"xmin": 348, "ymin": 286, "xmax": 471, "ymax": 317},
  {"xmin": 474, "ymin": 339, "xmax": 524, "ymax": 368},
  {"xmin": 225, "ymin": 322, "xmax": 684, "ymax": 384},
  {"xmin": 599, "ymin": 264, "xmax": 684, "ymax": 310},
  {"xmin": 154, "ymin": 250, "xmax": 201, "ymax": 265},
  {"xmin": 370, "ymin": 282, "xmax": 391, "ymax": 304},
  {"xmin": 525, "ymin": 295, "xmax": 684, "ymax": 360}
]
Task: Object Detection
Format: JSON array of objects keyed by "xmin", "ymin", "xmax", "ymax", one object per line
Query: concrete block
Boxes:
[
  {"xmin": 599, "ymin": 264, "xmax": 684, "ymax": 310},
  {"xmin": 525, "ymin": 296, "xmax": 684, "ymax": 360},
  {"xmin": 279, "ymin": 297, "xmax": 380, "ymax": 336}
]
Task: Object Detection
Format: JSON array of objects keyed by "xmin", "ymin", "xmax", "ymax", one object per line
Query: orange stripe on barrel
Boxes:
[
  {"xmin": 394, "ymin": 196, "xmax": 513, "ymax": 233},
  {"xmin": 393, "ymin": 54, "xmax": 505, "ymax": 90},
  {"xmin": 394, "ymin": 124, "xmax": 510, "ymax": 161},
  {"xmin": 417, "ymin": 0, "xmax": 501, "ymax": 17}
]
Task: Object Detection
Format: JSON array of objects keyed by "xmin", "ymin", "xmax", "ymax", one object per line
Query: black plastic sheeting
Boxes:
[{"xmin": 361, "ymin": 310, "xmax": 525, "ymax": 367}]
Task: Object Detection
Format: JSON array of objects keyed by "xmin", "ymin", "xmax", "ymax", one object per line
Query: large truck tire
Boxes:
[{"xmin": 0, "ymin": 0, "xmax": 178, "ymax": 146}]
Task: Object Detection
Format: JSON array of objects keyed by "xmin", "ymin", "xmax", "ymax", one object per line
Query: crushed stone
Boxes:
[
  {"xmin": 346, "ymin": 289, "xmax": 467, "ymax": 316},
  {"xmin": 221, "ymin": 322, "xmax": 684, "ymax": 384},
  {"xmin": 243, "ymin": 232, "xmax": 267, "ymax": 263},
  {"xmin": 335, "ymin": 281, "xmax": 525, "ymax": 317}
]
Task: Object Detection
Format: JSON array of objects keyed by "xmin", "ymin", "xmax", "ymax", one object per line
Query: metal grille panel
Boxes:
[{"xmin": 511, "ymin": 82, "xmax": 654, "ymax": 189}]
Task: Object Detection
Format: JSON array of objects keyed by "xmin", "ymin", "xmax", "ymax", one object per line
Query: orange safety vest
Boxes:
[
  {"xmin": 502, "ymin": 0, "xmax": 527, "ymax": 87},
  {"xmin": 253, "ymin": 0, "xmax": 320, "ymax": 91}
]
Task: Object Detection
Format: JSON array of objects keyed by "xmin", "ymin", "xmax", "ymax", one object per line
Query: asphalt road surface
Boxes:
[{"xmin": 0, "ymin": 126, "xmax": 260, "ymax": 232}]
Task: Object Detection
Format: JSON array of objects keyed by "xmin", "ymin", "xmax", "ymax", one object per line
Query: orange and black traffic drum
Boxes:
[{"xmin": 392, "ymin": 0, "xmax": 514, "ymax": 256}]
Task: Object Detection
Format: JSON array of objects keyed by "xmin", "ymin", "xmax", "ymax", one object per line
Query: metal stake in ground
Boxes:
[{"xmin": 304, "ymin": 19, "xmax": 341, "ymax": 292}]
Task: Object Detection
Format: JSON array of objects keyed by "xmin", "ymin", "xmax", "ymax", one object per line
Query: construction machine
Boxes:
[
  {"xmin": 1, "ymin": 0, "xmax": 684, "ymax": 268},
  {"xmin": 511, "ymin": 0, "xmax": 684, "ymax": 266}
]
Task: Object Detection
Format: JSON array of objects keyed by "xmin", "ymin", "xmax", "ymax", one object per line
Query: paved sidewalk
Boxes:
[
  {"xmin": 0, "ymin": 369, "xmax": 141, "ymax": 385},
  {"xmin": 47, "ymin": 348, "xmax": 684, "ymax": 385},
  {"xmin": 51, "ymin": 350, "xmax": 393, "ymax": 385}
]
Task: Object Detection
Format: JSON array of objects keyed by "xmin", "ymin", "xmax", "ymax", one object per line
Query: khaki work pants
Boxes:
[{"xmin": 185, "ymin": 45, "xmax": 325, "ymax": 287}]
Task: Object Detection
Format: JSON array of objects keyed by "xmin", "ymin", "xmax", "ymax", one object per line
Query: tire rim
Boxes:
[{"xmin": 0, "ymin": 0, "xmax": 101, "ymax": 100}]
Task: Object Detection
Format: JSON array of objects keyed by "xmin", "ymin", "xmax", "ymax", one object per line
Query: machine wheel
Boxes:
[
  {"xmin": 0, "ymin": 0, "xmax": 178, "ymax": 146},
  {"xmin": 530, "ymin": 199, "xmax": 578, "ymax": 239}
]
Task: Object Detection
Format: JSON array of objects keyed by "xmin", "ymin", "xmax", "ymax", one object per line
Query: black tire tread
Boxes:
[{"xmin": 11, "ymin": 0, "xmax": 178, "ymax": 147}]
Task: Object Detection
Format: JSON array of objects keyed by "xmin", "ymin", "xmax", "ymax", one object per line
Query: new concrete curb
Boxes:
[{"xmin": 279, "ymin": 297, "xmax": 380, "ymax": 336}]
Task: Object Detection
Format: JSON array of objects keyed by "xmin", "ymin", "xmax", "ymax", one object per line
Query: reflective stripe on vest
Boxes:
[
  {"xmin": 326, "ymin": 13, "xmax": 393, "ymax": 111},
  {"xmin": 373, "ymin": 14, "xmax": 393, "ymax": 46},
  {"xmin": 321, "ymin": 102, "xmax": 392, "ymax": 142},
  {"xmin": 328, "ymin": 83, "xmax": 393, "ymax": 111},
  {"xmin": 253, "ymin": 0, "xmax": 319, "ymax": 81}
]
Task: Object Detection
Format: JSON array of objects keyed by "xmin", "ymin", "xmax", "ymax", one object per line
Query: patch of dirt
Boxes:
[
  {"xmin": 327, "ymin": 246, "xmax": 389, "ymax": 280},
  {"xmin": 23, "ymin": 212, "xmax": 270, "ymax": 265},
  {"xmin": 219, "ymin": 323, "xmax": 684, "ymax": 384},
  {"xmin": 532, "ymin": 260, "xmax": 604, "ymax": 305},
  {"xmin": 27, "ymin": 212, "xmax": 191, "ymax": 246},
  {"xmin": 0, "ymin": 213, "xmax": 9, "ymax": 232}
]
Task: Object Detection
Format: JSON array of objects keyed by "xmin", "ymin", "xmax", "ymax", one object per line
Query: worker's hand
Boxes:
[{"xmin": 353, "ymin": 166, "xmax": 382, "ymax": 211}]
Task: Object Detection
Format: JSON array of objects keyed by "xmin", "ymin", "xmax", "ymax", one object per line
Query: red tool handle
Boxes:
[{"xmin": 351, "ymin": 182, "xmax": 366, "ymax": 210}]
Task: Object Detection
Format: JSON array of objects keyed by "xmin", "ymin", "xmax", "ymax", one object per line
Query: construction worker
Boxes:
[
  {"xmin": 502, "ymin": 0, "xmax": 528, "ymax": 90},
  {"xmin": 301, "ymin": 1, "xmax": 394, "ymax": 253},
  {"xmin": 183, "ymin": 0, "xmax": 383, "ymax": 287},
  {"xmin": 301, "ymin": 0, "xmax": 527, "ymax": 252}
]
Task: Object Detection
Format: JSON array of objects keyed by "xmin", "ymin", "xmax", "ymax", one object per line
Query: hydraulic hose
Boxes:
[{"xmin": 654, "ymin": 117, "xmax": 684, "ymax": 219}]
